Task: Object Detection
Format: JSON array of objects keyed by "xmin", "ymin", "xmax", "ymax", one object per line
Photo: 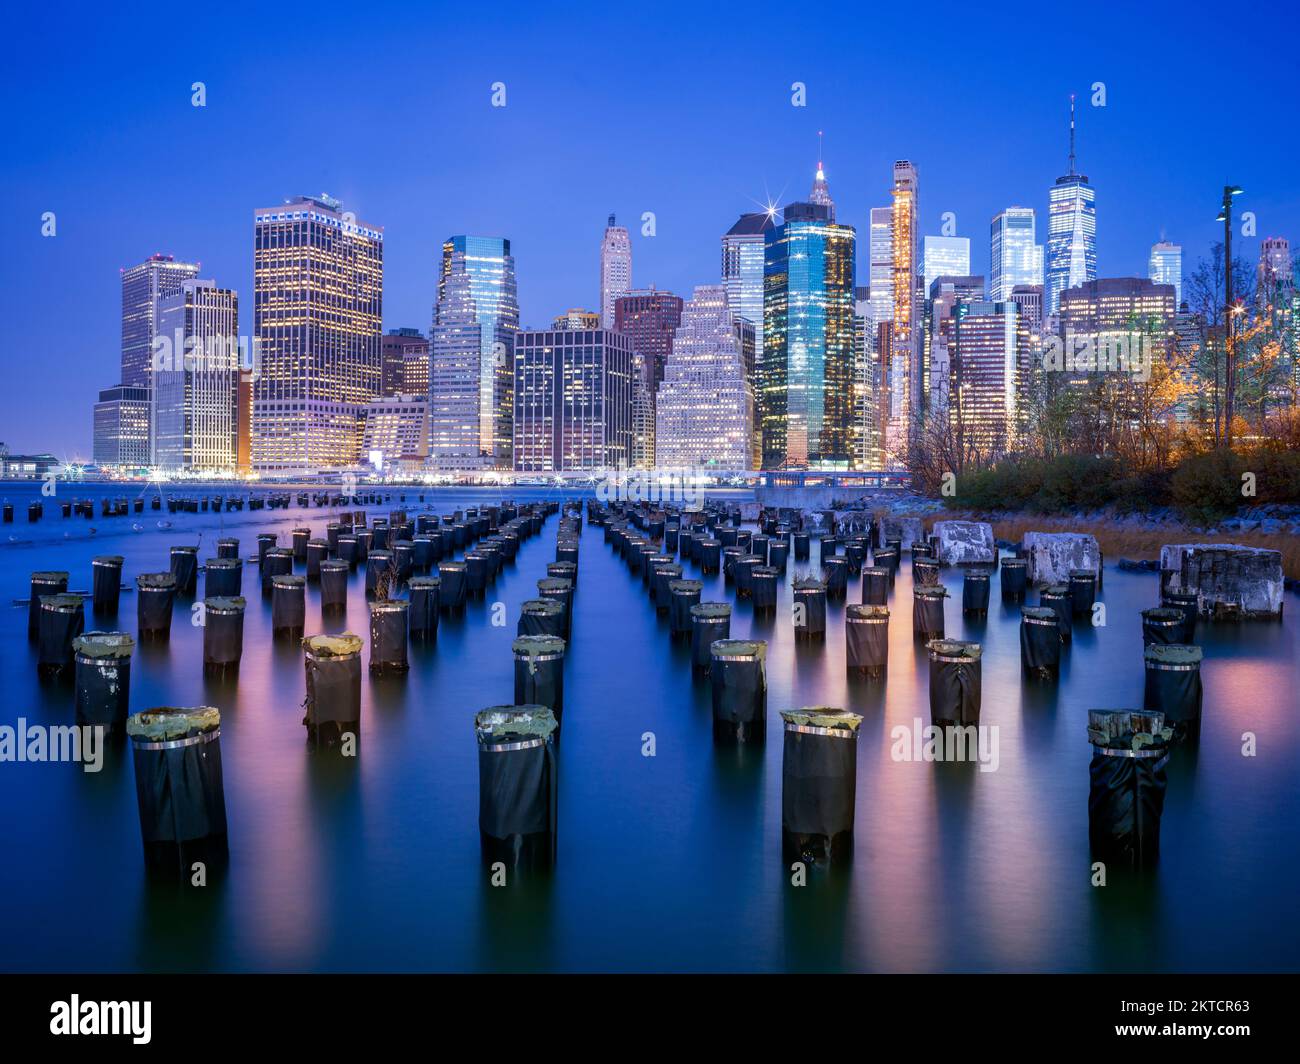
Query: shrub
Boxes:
[{"xmin": 1170, "ymin": 449, "xmax": 1247, "ymax": 526}]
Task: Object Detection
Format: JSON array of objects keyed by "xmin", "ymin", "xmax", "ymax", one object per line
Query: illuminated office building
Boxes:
[
  {"xmin": 152, "ymin": 279, "xmax": 240, "ymax": 472},
  {"xmin": 927, "ymin": 275, "xmax": 985, "ymax": 421},
  {"xmin": 655, "ymin": 285, "xmax": 754, "ymax": 470},
  {"xmin": 1147, "ymin": 242, "xmax": 1183, "ymax": 307},
  {"xmin": 1057, "ymin": 278, "xmax": 1176, "ymax": 376},
  {"xmin": 722, "ymin": 212, "xmax": 775, "ymax": 373},
  {"xmin": 852, "ymin": 287, "xmax": 882, "ymax": 470},
  {"xmin": 93, "ymin": 385, "xmax": 151, "ymax": 468},
  {"xmin": 120, "ymin": 253, "xmax": 200, "ymax": 390},
  {"xmin": 552, "ymin": 309, "xmax": 601, "ymax": 330},
  {"xmin": 761, "ymin": 196, "xmax": 856, "ymax": 469},
  {"xmin": 950, "ymin": 300, "xmax": 1025, "ymax": 457},
  {"xmin": 885, "ymin": 161, "xmax": 920, "ymax": 462},
  {"xmin": 428, "ymin": 236, "xmax": 518, "ymax": 470},
  {"xmin": 252, "ymin": 195, "xmax": 383, "ymax": 473},
  {"xmin": 361, "ymin": 395, "xmax": 430, "ymax": 468},
  {"xmin": 600, "ymin": 215, "xmax": 632, "ymax": 329},
  {"xmin": 512, "ymin": 327, "xmax": 634, "ymax": 471},
  {"xmin": 615, "ymin": 288, "xmax": 683, "ymax": 467},
  {"xmin": 1045, "ymin": 97, "xmax": 1097, "ymax": 314},
  {"xmin": 868, "ymin": 206, "xmax": 894, "ymax": 326},
  {"xmin": 381, "ymin": 328, "xmax": 428, "ymax": 398},
  {"xmin": 922, "ymin": 236, "xmax": 970, "ymax": 292},
  {"xmin": 990, "ymin": 208, "xmax": 1044, "ymax": 301}
]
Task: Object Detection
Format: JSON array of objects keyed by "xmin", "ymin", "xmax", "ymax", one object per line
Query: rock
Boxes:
[
  {"xmin": 880, "ymin": 515, "xmax": 924, "ymax": 549},
  {"xmin": 1022, "ymin": 532, "xmax": 1102, "ymax": 587},
  {"xmin": 1159, "ymin": 543, "xmax": 1284, "ymax": 619},
  {"xmin": 931, "ymin": 520, "xmax": 996, "ymax": 566}
]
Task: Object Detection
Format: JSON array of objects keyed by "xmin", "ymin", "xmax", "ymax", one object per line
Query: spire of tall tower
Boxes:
[
  {"xmin": 810, "ymin": 130, "xmax": 835, "ymax": 219},
  {"xmin": 1067, "ymin": 94, "xmax": 1077, "ymax": 177}
]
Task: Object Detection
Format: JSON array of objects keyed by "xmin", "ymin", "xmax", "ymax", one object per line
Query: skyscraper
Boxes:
[
  {"xmin": 1045, "ymin": 96, "xmax": 1097, "ymax": 315},
  {"xmin": 809, "ymin": 138, "xmax": 835, "ymax": 220},
  {"xmin": 512, "ymin": 326, "xmax": 634, "ymax": 471},
  {"xmin": 950, "ymin": 301, "xmax": 1025, "ymax": 458},
  {"xmin": 600, "ymin": 214, "xmax": 632, "ymax": 329},
  {"xmin": 655, "ymin": 285, "xmax": 754, "ymax": 469},
  {"xmin": 92, "ymin": 385, "xmax": 151, "ymax": 469},
  {"xmin": 885, "ymin": 161, "xmax": 920, "ymax": 463},
  {"xmin": 614, "ymin": 288, "xmax": 684, "ymax": 467},
  {"xmin": 868, "ymin": 206, "xmax": 894, "ymax": 326},
  {"xmin": 722, "ymin": 212, "xmax": 775, "ymax": 374},
  {"xmin": 152, "ymin": 279, "xmax": 240, "ymax": 472},
  {"xmin": 990, "ymin": 208, "xmax": 1044, "ymax": 301},
  {"xmin": 428, "ymin": 236, "xmax": 519, "ymax": 470},
  {"xmin": 922, "ymin": 236, "xmax": 971, "ymax": 292},
  {"xmin": 120, "ymin": 254, "xmax": 200, "ymax": 390},
  {"xmin": 381, "ymin": 328, "xmax": 428, "ymax": 398},
  {"xmin": 927, "ymin": 275, "xmax": 986, "ymax": 422},
  {"xmin": 252, "ymin": 195, "xmax": 383, "ymax": 473},
  {"xmin": 761, "ymin": 195, "xmax": 856, "ymax": 469},
  {"xmin": 1148, "ymin": 242, "xmax": 1183, "ymax": 307},
  {"xmin": 1057, "ymin": 278, "xmax": 1176, "ymax": 379}
]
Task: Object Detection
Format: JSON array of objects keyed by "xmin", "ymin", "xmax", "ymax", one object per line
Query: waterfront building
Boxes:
[
  {"xmin": 361, "ymin": 395, "xmax": 430, "ymax": 468},
  {"xmin": 381, "ymin": 328, "xmax": 428, "ymax": 398},
  {"xmin": 151, "ymin": 279, "xmax": 240, "ymax": 472},
  {"xmin": 722, "ymin": 212, "xmax": 775, "ymax": 375},
  {"xmin": 614, "ymin": 288, "xmax": 683, "ymax": 468},
  {"xmin": 513, "ymin": 327, "xmax": 635, "ymax": 471},
  {"xmin": 92, "ymin": 385, "xmax": 151, "ymax": 469},
  {"xmin": 655, "ymin": 285, "xmax": 754, "ymax": 470},
  {"xmin": 428, "ymin": 236, "xmax": 518, "ymax": 470},
  {"xmin": 252, "ymin": 194, "xmax": 383, "ymax": 473},
  {"xmin": 761, "ymin": 193, "xmax": 856, "ymax": 469}
]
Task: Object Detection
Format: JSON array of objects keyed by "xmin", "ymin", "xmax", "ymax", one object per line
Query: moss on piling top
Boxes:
[
  {"xmin": 32, "ymin": 571, "xmax": 69, "ymax": 582},
  {"xmin": 438, "ymin": 560, "xmax": 466, "ymax": 571},
  {"xmin": 1087, "ymin": 708, "xmax": 1174, "ymax": 750},
  {"xmin": 513, "ymin": 635, "xmax": 567, "ymax": 668},
  {"xmin": 862, "ymin": 566, "xmax": 890, "ymax": 576},
  {"xmin": 928, "ymin": 639, "xmax": 983, "ymax": 661},
  {"xmin": 307, "ymin": 539, "xmax": 330, "ymax": 548},
  {"xmin": 1002, "ymin": 557, "xmax": 1028, "ymax": 567},
  {"xmin": 1021, "ymin": 606, "xmax": 1058, "ymax": 621},
  {"xmin": 1144, "ymin": 643, "xmax": 1203, "ymax": 665},
  {"xmin": 965, "ymin": 568, "xmax": 992, "ymax": 579},
  {"xmin": 92, "ymin": 555, "xmax": 125, "ymax": 566},
  {"xmin": 41, "ymin": 593, "xmax": 84, "ymax": 611},
  {"xmin": 205, "ymin": 558, "xmax": 240, "ymax": 569},
  {"xmin": 272, "ymin": 575, "xmax": 305, "ymax": 588},
  {"xmin": 1141, "ymin": 607, "xmax": 1184, "ymax": 622},
  {"xmin": 913, "ymin": 585, "xmax": 948, "ymax": 599},
  {"xmin": 1041, "ymin": 584, "xmax": 1070, "ymax": 596},
  {"xmin": 127, "ymin": 706, "xmax": 221, "ymax": 741},
  {"xmin": 302, "ymin": 632, "xmax": 364, "ymax": 657},
  {"xmin": 1069, "ymin": 569, "xmax": 1096, "ymax": 579},
  {"xmin": 793, "ymin": 576, "xmax": 826, "ymax": 591},
  {"xmin": 710, "ymin": 639, "xmax": 766, "ymax": 661},
  {"xmin": 781, "ymin": 707, "xmax": 863, "ymax": 732},
  {"xmin": 537, "ymin": 577, "xmax": 572, "ymax": 592},
  {"xmin": 751, "ymin": 566, "xmax": 778, "ymax": 578},
  {"xmin": 137, "ymin": 572, "xmax": 176, "ymax": 590},
  {"xmin": 72, "ymin": 631, "xmax": 134, "ymax": 658},
  {"xmin": 669, "ymin": 579, "xmax": 703, "ymax": 594},
  {"xmin": 1162, "ymin": 587, "xmax": 1199, "ymax": 600},
  {"xmin": 690, "ymin": 601, "xmax": 731, "ymax": 619},
  {"xmin": 847, "ymin": 604, "xmax": 889, "ymax": 620},
  {"xmin": 520, "ymin": 598, "xmax": 563, "ymax": 616},
  {"xmin": 204, "ymin": 596, "xmax": 247, "ymax": 612},
  {"xmin": 408, "ymin": 576, "xmax": 441, "ymax": 589},
  {"xmin": 368, "ymin": 550, "xmax": 394, "ymax": 561},
  {"xmin": 369, "ymin": 599, "xmax": 409, "ymax": 614},
  {"xmin": 474, "ymin": 706, "xmax": 557, "ymax": 742},
  {"xmin": 170, "ymin": 544, "xmax": 198, "ymax": 554}
]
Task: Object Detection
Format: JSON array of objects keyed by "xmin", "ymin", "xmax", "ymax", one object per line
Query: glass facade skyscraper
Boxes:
[
  {"xmin": 1147, "ymin": 242, "xmax": 1183, "ymax": 307},
  {"xmin": 722, "ymin": 212, "xmax": 774, "ymax": 376},
  {"xmin": 120, "ymin": 254, "xmax": 200, "ymax": 390},
  {"xmin": 922, "ymin": 236, "xmax": 971, "ymax": 292},
  {"xmin": 429, "ymin": 235, "xmax": 519, "ymax": 469},
  {"xmin": 1045, "ymin": 98, "xmax": 1096, "ymax": 315},
  {"xmin": 990, "ymin": 207, "xmax": 1044, "ymax": 301},
  {"xmin": 761, "ymin": 201, "xmax": 856, "ymax": 469}
]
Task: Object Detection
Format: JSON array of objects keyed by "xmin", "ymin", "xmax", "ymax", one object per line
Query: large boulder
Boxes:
[
  {"xmin": 880, "ymin": 515, "xmax": 925, "ymax": 549},
  {"xmin": 932, "ymin": 520, "xmax": 996, "ymax": 566},
  {"xmin": 1159, "ymin": 544, "xmax": 1284, "ymax": 618},
  {"xmin": 1022, "ymin": 532, "xmax": 1101, "ymax": 587}
]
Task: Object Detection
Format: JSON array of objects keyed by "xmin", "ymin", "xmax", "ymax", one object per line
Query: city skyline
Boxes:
[{"xmin": 5, "ymin": 4, "xmax": 1300, "ymax": 456}]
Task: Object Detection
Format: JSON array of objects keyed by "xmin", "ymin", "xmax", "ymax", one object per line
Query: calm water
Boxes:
[{"xmin": 1, "ymin": 481, "xmax": 1297, "ymax": 973}]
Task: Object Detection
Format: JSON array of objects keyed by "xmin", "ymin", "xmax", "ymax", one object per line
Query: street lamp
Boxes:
[{"xmin": 1219, "ymin": 184, "xmax": 1244, "ymax": 447}]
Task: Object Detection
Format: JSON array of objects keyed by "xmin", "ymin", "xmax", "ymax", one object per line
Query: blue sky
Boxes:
[{"xmin": 4, "ymin": 0, "xmax": 1298, "ymax": 457}]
